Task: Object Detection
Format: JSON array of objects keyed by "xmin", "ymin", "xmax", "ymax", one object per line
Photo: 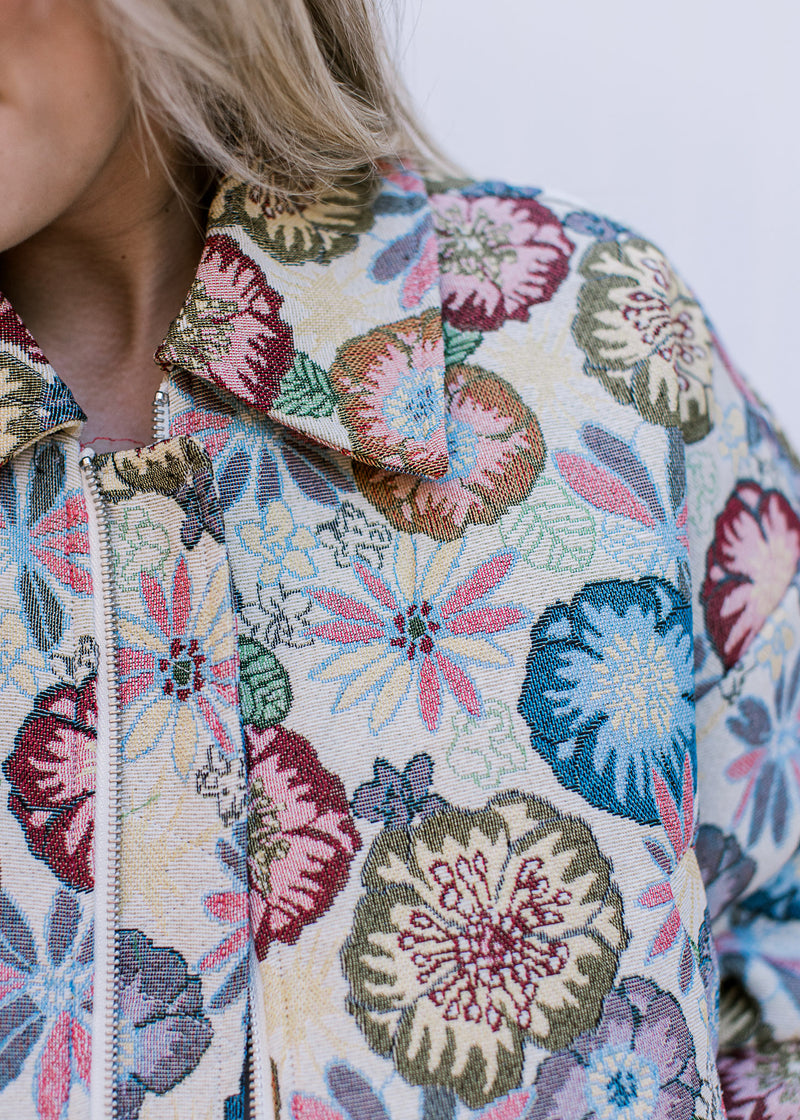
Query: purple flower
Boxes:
[
  {"xmin": 530, "ymin": 976, "xmax": 700, "ymax": 1120},
  {"xmin": 116, "ymin": 930, "xmax": 213, "ymax": 1120}
]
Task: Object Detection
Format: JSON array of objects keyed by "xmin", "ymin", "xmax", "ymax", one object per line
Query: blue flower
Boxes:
[
  {"xmin": 351, "ymin": 754, "xmax": 447, "ymax": 828},
  {"xmin": 518, "ymin": 577, "xmax": 694, "ymax": 824},
  {"xmin": 0, "ymin": 889, "xmax": 93, "ymax": 1112}
]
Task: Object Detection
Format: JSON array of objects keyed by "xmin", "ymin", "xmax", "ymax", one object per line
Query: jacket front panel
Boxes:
[{"xmin": 0, "ymin": 168, "xmax": 798, "ymax": 1118}]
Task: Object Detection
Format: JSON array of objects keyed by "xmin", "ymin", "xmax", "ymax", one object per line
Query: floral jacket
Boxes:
[{"xmin": 0, "ymin": 166, "xmax": 797, "ymax": 1120}]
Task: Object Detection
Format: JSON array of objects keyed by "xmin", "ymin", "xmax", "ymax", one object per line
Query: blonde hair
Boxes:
[{"xmin": 97, "ymin": 0, "xmax": 444, "ymax": 198}]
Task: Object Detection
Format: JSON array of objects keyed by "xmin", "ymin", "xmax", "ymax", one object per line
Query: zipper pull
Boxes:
[
  {"xmin": 79, "ymin": 447, "xmax": 97, "ymax": 472},
  {"xmin": 153, "ymin": 388, "xmax": 170, "ymax": 442}
]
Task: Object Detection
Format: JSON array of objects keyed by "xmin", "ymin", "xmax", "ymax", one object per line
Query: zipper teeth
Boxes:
[
  {"xmin": 152, "ymin": 387, "xmax": 170, "ymax": 442},
  {"xmin": 81, "ymin": 448, "xmax": 122, "ymax": 1120}
]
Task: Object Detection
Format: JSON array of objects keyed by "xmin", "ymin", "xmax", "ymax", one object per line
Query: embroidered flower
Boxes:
[
  {"xmin": 209, "ymin": 174, "xmax": 376, "ymax": 264},
  {"xmin": 158, "ymin": 233, "xmax": 295, "ymax": 412},
  {"xmin": 354, "ymin": 365, "xmax": 545, "ymax": 542},
  {"xmin": 116, "ymin": 929, "xmax": 213, "ymax": 1120},
  {"xmin": 448, "ymin": 699, "xmax": 528, "ymax": 791},
  {"xmin": 430, "ymin": 191, "xmax": 573, "ymax": 331},
  {"xmin": 198, "ymin": 821, "xmax": 249, "ymax": 1010},
  {"xmin": 572, "ymin": 238, "xmax": 714, "ymax": 443},
  {"xmin": 518, "ymin": 577, "xmax": 694, "ymax": 825},
  {"xmin": 723, "ymin": 648, "xmax": 800, "ymax": 847},
  {"xmin": 316, "ymin": 502, "xmax": 393, "ymax": 570},
  {"xmin": 329, "ymin": 311, "xmax": 449, "ymax": 478},
  {"xmin": 638, "ymin": 755, "xmax": 707, "ymax": 992},
  {"xmin": 246, "ymin": 724, "xmax": 361, "ymax": 961},
  {"xmin": 0, "ymin": 889, "xmax": 93, "ymax": 1118},
  {"xmin": 236, "ymin": 500, "xmax": 317, "ymax": 586},
  {"xmin": 309, "ymin": 538, "xmax": 529, "ymax": 733},
  {"xmin": 343, "ymin": 792, "xmax": 626, "ymax": 1108},
  {"xmin": 702, "ymin": 481, "xmax": 800, "ymax": 672},
  {"xmin": 529, "ymin": 976, "xmax": 701, "ymax": 1120},
  {"xmin": 351, "ymin": 753, "xmax": 447, "ymax": 829},
  {"xmin": 4, "ymin": 676, "xmax": 97, "ymax": 891},
  {"xmin": 117, "ymin": 556, "xmax": 240, "ymax": 777},
  {"xmin": 249, "ymin": 584, "xmax": 313, "ymax": 650},
  {"xmin": 0, "ymin": 442, "xmax": 92, "ymax": 651},
  {"xmin": 113, "ymin": 507, "xmax": 171, "ymax": 590}
]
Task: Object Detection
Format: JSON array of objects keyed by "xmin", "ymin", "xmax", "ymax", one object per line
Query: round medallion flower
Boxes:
[
  {"xmin": 158, "ymin": 233, "xmax": 295, "ymax": 412},
  {"xmin": 529, "ymin": 976, "xmax": 701, "ymax": 1120},
  {"xmin": 209, "ymin": 174, "xmax": 376, "ymax": 264},
  {"xmin": 4, "ymin": 676, "xmax": 97, "ymax": 891},
  {"xmin": 702, "ymin": 480, "xmax": 800, "ymax": 672},
  {"xmin": 354, "ymin": 364, "xmax": 545, "ymax": 542},
  {"xmin": 518, "ymin": 576, "xmax": 694, "ymax": 825},
  {"xmin": 342, "ymin": 792, "xmax": 626, "ymax": 1108},
  {"xmin": 309, "ymin": 538, "xmax": 530, "ymax": 734},
  {"xmin": 430, "ymin": 191, "xmax": 574, "ymax": 331},
  {"xmin": 116, "ymin": 929, "xmax": 213, "ymax": 1120},
  {"xmin": 117, "ymin": 556, "xmax": 240, "ymax": 777},
  {"xmin": 246, "ymin": 724, "xmax": 362, "ymax": 961},
  {"xmin": 572, "ymin": 239, "xmax": 714, "ymax": 443},
  {"xmin": 329, "ymin": 310, "xmax": 449, "ymax": 478}
]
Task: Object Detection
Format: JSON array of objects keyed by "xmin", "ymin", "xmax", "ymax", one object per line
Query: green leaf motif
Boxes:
[
  {"xmin": 273, "ymin": 351, "xmax": 336, "ymax": 418},
  {"xmin": 501, "ymin": 479, "xmax": 596, "ymax": 573},
  {"xmin": 447, "ymin": 700, "xmax": 527, "ymax": 790},
  {"xmin": 442, "ymin": 321, "xmax": 483, "ymax": 367},
  {"xmin": 238, "ymin": 636, "xmax": 292, "ymax": 729}
]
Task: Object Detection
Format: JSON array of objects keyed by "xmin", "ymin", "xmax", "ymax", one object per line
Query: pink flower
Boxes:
[
  {"xmin": 354, "ymin": 364, "xmax": 545, "ymax": 541},
  {"xmin": 702, "ymin": 480, "xmax": 800, "ymax": 670},
  {"xmin": 4, "ymin": 678, "xmax": 97, "ymax": 891},
  {"xmin": 329, "ymin": 310, "xmax": 449, "ymax": 478},
  {"xmin": 309, "ymin": 539, "xmax": 529, "ymax": 733},
  {"xmin": 246, "ymin": 724, "xmax": 361, "ymax": 961},
  {"xmin": 430, "ymin": 192, "xmax": 573, "ymax": 331},
  {"xmin": 158, "ymin": 233, "xmax": 295, "ymax": 413}
]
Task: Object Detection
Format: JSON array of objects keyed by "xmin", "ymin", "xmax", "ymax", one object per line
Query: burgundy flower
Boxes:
[
  {"xmin": 4, "ymin": 677, "xmax": 97, "ymax": 891},
  {"xmin": 702, "ymin": 480, "xmax": 800, "ymax": 670},
  {"xmin": 430, "ymin": 192, "xmax": 574, "ymax": 331},
  {"xmin": 158, "ymin": 233, "xmax": 295, "ymax": 413},
  {"xmin": 246, "ymin": 724, "xmax": 361, "ymax": 960},
  {"xmin": 0, "ymin": 293, "xmax": 48, "ymax": 363}
]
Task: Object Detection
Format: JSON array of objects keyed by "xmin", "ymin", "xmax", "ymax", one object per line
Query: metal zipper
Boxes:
[
  {"xmin": 80, "ymin": 447, "xmax": 123, "ymax": 1120},
  {"xmin": 249, "ymin": 949, "xmax": 269, "ymax": 1118},
  {"xmin": 152, "ymin": 386, "xmax": 170, "ymax": 442}
]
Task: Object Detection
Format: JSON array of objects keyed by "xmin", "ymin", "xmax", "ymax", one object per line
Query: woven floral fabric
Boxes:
[{"xmin": 0, "ymin": 166, "xmax": 798, "ymax": 1118}]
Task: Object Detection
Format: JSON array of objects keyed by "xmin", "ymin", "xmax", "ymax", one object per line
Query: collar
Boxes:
[{"xmin": 0, "ymin": 166, "xmax": 450, "ymax": 478}]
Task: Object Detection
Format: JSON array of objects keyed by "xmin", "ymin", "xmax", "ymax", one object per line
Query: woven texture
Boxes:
[{"xmin": 0, "ymin": 167, "xmax": 798, "ymax": 1118}]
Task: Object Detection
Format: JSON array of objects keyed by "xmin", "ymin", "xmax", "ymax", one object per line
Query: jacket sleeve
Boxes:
[{"xmin": 683, "ymin": 294, "xmax": 800, "ymax": 1082}]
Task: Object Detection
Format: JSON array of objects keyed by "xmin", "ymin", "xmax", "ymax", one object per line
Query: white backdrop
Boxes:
[{"xmin": 398, "ymin": 0, "xmax": 800, "ymax": 445}]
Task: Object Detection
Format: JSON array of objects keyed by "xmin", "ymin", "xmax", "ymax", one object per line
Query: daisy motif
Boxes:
[
  {"xmin": 118, "ymin": 555, "xmax": 241, "ymax": 776},
  {"xmin": 309, "ymin": 537, "xmax": 529, "ymax": 733}
]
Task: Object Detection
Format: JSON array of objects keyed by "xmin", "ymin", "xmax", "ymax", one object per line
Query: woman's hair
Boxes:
[{"xmin": 97, "ymin": 0, "xmax": 445, "ymax": 198}]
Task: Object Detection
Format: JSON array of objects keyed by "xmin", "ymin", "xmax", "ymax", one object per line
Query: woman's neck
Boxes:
[{"xmin": 0, "ymin": 123, "xmax": 208, "ymax": 450}]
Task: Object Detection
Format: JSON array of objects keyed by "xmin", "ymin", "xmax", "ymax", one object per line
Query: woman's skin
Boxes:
[{"xmin": 0, "ymin": 0, "xmax": 207, "ymax": 449}]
